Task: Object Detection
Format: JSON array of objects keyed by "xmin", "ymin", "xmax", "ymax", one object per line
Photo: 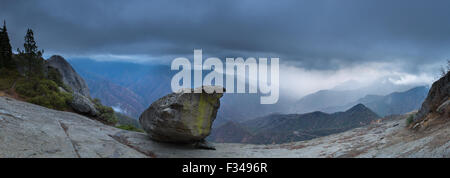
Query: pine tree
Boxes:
[
  {"xmin": 24, "ymin": 29, "xmax": 40, "ymax": 56},
  {"xmin": 0, "ymin": 20, "xmax": 13, "ymax": 69},
  {"xmin": 20, "ymin": 28, "xmax": 44, "ymax": 77},
  {"xmin": 0, "ymin": 23, "xmax": 3, "ymax": 69}
]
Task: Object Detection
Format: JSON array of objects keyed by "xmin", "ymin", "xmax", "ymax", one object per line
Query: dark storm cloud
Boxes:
[{"xmin": 1, "ymin": 0, "xmax": 450, "ymax": 70}]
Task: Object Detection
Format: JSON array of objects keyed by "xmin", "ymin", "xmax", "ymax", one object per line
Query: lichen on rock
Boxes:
[{"xmin": 139, "ymin": 86, "xmax": 224, "ymax": 143}]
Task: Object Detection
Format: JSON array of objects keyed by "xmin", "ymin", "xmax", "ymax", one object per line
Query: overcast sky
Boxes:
[{"xmin": 1, "ymin": 0, "xmax": 448, "ymax": 97}]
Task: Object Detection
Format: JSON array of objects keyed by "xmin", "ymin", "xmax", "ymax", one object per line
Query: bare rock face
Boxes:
[
  {"xmin": 69, "ymin": 93, "xmax": 99, "ymax": 117},
  {"xmin": 437, "ymin": 99, "xmax": 450, "ymax": 115},
  {"xmin": 139, "ymin": 86, "xmax": 224, "ymax": 143},
  {"xmin": 414, "ymin": 72, "xmax": 449, "ymax": 122},
  {"xmin": 45, "ymin": 55, "xmax": 99, "ymax": 116},
  {"xmin": 45, "ymin": 55, "xmax": 91, "ymax": 98},
  {"xmin": 0, "ymin": 97, "xmax": 145, "ymax": 158}
]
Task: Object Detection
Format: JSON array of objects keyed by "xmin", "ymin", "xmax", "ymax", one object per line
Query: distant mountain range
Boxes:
[
  {"xmin": 321, "ymin": 86, "xmax": 429, "ymax": 117},
  {"xmin": 82, "ymin": 72, "xmax": 147, "ymax": 118},
  {"xmin": 209, "ymin": 86, "xmax": 428, "ymax": 144},
  {"xmin": 69, "ymin": 59, "xmax": 173, "ymax": 118},
  {"xmin": 208, "ymin": 104, "xmax": 380, "ymax": 144},
  {"xmin": 290, "ymin": 81, "xmax": 424, "ymax": 114}
]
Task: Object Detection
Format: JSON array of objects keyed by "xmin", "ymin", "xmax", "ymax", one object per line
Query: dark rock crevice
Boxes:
[
  {"xmin": 108, "ymin": 132, "xmax": 157, "ymax": 158},
  {"xmin": 58, "ymin": 121, "xmax": 81, "ymax": 158}
]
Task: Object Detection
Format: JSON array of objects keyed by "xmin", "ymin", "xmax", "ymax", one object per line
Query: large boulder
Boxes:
[
  {"xmin": 45, "ymin": 55, "xmax": 91, "ymax": 98},
  {"xmin": 139, "ymin": 86, "xmax": 224, "ymax": 143},
  {"xmin": 70, "ymin": 93, "xmax": 99, "ymax": 117},
  {"xmin": 414, "ymin": 72, "xmax": 449, "ymax": 122}
]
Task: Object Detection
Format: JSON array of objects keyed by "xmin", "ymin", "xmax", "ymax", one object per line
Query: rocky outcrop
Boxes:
[
  {"xmin": 45, "ymin": 55, "xmax": 91, "ymax": 98},
  {"xmin": 69, "ymin": 93, "xmax": 99, "ymax": 116},
  {"xmin": 414, "ymin": 72, "xmax": 449, "ymax": 122},
  {"xmin": 437, "ymin": 99, "xmax": 450, "ymax": 116},
  {"xmin": 45, "ymin": 55, "xmax": 99, "ymax": 116},
  {"xmin": 139, "ymin": 86, "xmax": 224, "ymax": 143}
]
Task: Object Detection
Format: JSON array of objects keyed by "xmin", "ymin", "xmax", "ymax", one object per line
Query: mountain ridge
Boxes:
[
  {"xmin": 321, "ymin": 86, "xmax": 429, "ymax": 116},
  {"xmin": 291, "ymin": 81, "xmax": 425, "ymax": 114},
  {"xmin": 208, "ymin": 103, "xmax": 380, "ymax": 144}
]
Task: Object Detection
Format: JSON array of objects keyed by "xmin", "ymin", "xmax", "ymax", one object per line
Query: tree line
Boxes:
[{"xmin": 0, "ymin": 20, "xmax": 44, "ymax": 78}]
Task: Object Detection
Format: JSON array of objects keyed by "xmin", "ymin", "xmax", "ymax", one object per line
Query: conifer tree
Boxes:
[
  {"xmin": 20, "ymin": 28, "xmax": 44, "ymax": 77},
  {"xmin": 23, "ymin": 29, "xmax": 41, "ymax": 56},
  {"xmin": 0, "ymin": 23, "xmax": 3, "ymax": 69},
  {"xmin": 0, "ymin": 20, "xmax": 13, "ymax": 69}
]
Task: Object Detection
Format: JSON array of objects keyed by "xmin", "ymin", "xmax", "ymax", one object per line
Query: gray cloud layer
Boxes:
[{"xmin": 2, "ymin": 0, "xmax": 450, "ymax": 71}]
